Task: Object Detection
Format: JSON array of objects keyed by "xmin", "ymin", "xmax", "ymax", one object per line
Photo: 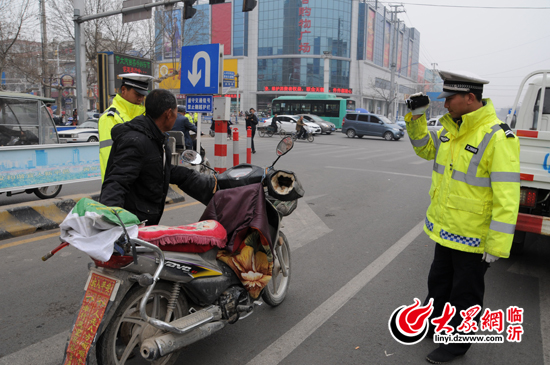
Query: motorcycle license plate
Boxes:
[{"xmin": 63, "ymin": 270, "xmax": 120, "ymax": 365}]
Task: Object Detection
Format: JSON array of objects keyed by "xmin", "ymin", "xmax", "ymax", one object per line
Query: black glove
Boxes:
[{"xmin": 406, "ymin": 92, "xmax": 430, "ymax": 115}]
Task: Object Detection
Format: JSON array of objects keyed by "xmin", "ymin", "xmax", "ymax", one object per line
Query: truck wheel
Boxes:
[{"xmin": 511, "ymin": 230, "xmax": 526, "ymax": 255}]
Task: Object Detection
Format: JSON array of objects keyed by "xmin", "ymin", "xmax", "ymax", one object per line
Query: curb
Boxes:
[{"xmin": 0, "ymin": 185, "xmax": 186, "ymax": 241}]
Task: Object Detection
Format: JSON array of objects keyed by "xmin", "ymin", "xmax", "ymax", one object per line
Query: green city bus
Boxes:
[{"xmin": 271, "ymin": 93, "xmax": 356, "ymax": 128}]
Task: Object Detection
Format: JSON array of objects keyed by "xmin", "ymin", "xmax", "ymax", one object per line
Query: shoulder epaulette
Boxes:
[
  {"xmin": 106, "ymin": 107, "xmax": 117, "ymax": 117},
  {"xmin": 499, "ymin": 123, "xmax": 515, "ymax": 138}
]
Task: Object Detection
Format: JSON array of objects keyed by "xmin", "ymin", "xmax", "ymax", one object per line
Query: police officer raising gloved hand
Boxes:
[
  {"xmin": 406, "ymin": 92, "xmax": 431, "ymax": 117},
  {"xmin": 404, "ymin": 70, "xmax": 520, "ymax": 364}
]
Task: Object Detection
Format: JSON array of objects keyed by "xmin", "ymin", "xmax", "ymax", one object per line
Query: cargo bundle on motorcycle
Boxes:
[{"xmin": 43, "ymin": 137, "xmax": 303, "ymax": 365}]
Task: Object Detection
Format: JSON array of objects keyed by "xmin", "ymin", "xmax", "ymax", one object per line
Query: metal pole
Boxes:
[
  {"xmin": 74, "ymin": 0, "xmax": 87, "ymax": 124},
  {"xmin": 40, "ymin": 0, "xmax": 48, "ymax": 97}
]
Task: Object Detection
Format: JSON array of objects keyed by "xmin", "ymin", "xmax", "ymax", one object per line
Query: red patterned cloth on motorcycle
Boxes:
[
  {"xmin": 137, "ymin": 220, "xmax": 227, "ymax": 253},
  {"xmin": 200, "ymin": 183, "xmax": 273, "ymax": 257}
]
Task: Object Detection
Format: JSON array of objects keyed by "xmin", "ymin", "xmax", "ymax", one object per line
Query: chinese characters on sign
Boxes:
[
  {"xmin": 432, "ymin": 304, "xmax": 524, "ymax": 343},
  {"xmin": 298, "ymin": 0, "xmax": 311, "ymax": 53},
  {"xmin": 329, "ymin": 87, "xmax": 352, "ymax": 94},
  {"xmin": 263, "ymin": 86, "xmax": 352, "ymax": 94},
  {"xmin": 115, "ymin": 55, "xmax": 151, "ymax": 74},
  {"xmin": 186, "ymin": 96, "xmax": 213, "ymax": 113},
  {"xmin": 63, "ymin": 273, "xmax": 118, "ymax": 364},
  {"xmin": 389, "ymin": 298, "xmax": 525, "ymax": 346},
  {"xmin": 113, "ymin": 53, "xmax": 152, "ymax": 93}
]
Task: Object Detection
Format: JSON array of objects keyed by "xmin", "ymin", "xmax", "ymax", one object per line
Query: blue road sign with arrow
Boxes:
[{"xmin": 180, "ymin": 44, "xmax": 223, "ymax": 95}]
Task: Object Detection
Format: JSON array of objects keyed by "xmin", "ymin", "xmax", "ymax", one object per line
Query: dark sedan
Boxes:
[{"xmin": 298, "ymin": 114, "xmax": 336, "ymax": 134}]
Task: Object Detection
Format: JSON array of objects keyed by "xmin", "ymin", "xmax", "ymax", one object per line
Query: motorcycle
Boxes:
[
  {"xmin": 43, "ymin": 137, "xmax": 303, "ymax": 364},
  {"xmin": 292, "ymin": 129, "xmax": 314, "ymax": 143}
]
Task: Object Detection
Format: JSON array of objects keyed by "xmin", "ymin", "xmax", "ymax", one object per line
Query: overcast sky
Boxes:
[{"xmin": 396, "ymin": 0, "xmax": 550, "ymax": 109}]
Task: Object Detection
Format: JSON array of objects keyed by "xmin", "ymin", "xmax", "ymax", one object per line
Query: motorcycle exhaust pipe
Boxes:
[{"xmin": 141, "ymin": 321, "xmax": 225, "ymax": 360}]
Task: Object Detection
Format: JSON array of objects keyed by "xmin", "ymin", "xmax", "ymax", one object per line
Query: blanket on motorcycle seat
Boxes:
[
  {"xmin": 200, "ymin": 183, "xmax": 274, "ymax": 298},
  {"xmin": 137, "ymin": 220, "xmax": 227, "ymax": 253}
]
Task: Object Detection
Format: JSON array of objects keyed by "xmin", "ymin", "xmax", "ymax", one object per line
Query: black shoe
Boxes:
[
  {"xmin": 252, "ymin": 150, "xmax": 256, "ymax": 154},
  {"xmin": 426, "ymin": 348, "xmax": 462, "ymax": 364}
]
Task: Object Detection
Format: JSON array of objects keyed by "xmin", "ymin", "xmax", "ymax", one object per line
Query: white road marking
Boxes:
[
  {"xmin": 326, "ymin": 166, "xmax": 431, "ymax": 180},
  {"xmin": 313, "ymin": 147, "xmax": 372, "ymax": 157},
  {"xmin": 0, "ymin": 330, "xmax": 69, "ymax": 365},
  {"xmin": 411, "ymin": 159, "xmax": 430, "ymax": 165},
  {"xmin": 279, "ymin": 195, "xmax": 332, "ymax": 250},
  {"xmin": 383, "ymin": 154, "xmax": 417, "ymax": 162},
  {"xmin": 355, "ymin": 150, "xmax": 402, "ymax": 160},
  {"xmin": 246, "ymin": 220, "xmax": 425, "ymax": 365}
]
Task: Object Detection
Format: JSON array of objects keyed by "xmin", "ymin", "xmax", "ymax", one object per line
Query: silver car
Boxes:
[{"xmin": 298, "ymin": 114, "xmax": 336, "ymax": 134}]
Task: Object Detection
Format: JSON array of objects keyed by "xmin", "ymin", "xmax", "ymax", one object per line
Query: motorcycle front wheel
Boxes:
[
  {"xmin": 307, "ymin": 134, "xmax": 314, "ymax": 143},
  {"xmin": 96, "ymin": 282, "xmax": 189, "ymax": 365},
  {"xmin": 262, "ymin": 231, "xmax": 291, "ymax": 306}
]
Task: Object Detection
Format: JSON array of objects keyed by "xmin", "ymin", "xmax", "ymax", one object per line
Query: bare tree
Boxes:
[
  {"xmin": 47, "ymin": 0, "xmax": 138, "ymax": 86},
  {"xmin": 0, "ymin": 0, "xmax": 33, "ymax": 87},
  {"xmin": 134, "ymin": 6, "xmax": 210, "ymax": 83},
  {"xmin": 366, "ymin": 77, "xmax": 394, "ymax": 117}
]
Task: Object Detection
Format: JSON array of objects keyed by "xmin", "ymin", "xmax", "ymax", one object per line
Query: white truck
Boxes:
[{"xmin": 507, "ymin": 70, "xmax": 550, "ymax": 252}]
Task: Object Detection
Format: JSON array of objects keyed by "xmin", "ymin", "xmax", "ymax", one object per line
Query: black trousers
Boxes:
[
  {"xmin": 425, "ymin": 243, "xmax": 489, "ymax": 355},
  {"xmin": 250, "ymin": 127, "xmax": 256, "ymax": 151}
]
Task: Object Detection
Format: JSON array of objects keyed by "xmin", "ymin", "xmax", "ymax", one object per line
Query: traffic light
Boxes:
[
  {"xmin": 242, "ymin": 0, "xmax": 257, "ymax": 12},
  {"xmin": 209, "ymin": 0, "xmax": 225, "ymax": 4},
  {"xmin": 183, "ymin": 1, "xmax": 197, "ymax": 19}
]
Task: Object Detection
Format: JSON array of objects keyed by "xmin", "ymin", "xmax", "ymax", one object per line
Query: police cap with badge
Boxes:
[
  {"xmin": 437, "ymin": 70, "xmax": 489, "ymax": 99},
  {"xmin": 118, "ymin": 73, "xmax": 154, "ymax": 96},
  {"xmin": 406, "ymin": 70, "xmax": 489, "ymax": 115}
]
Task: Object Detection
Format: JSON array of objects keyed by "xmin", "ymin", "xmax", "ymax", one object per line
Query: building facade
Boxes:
[{"xmin": 156, "ymin": 0, "xmax": 428, "ymax": 119}]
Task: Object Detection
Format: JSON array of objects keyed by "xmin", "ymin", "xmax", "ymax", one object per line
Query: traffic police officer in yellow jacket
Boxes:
[
  {"xmin": 405, "ymin": 70, "xmax": 520, "ymax": 364},
  {"xmin": 99, "ymin": 73, "xmax": 153, "ymax": 180}
]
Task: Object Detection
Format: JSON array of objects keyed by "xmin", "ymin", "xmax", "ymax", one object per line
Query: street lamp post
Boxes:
[
  {"xmin": 235, "ymin": 73, "xmax": 240, "ymax": 121},
  {"xmin": 323, "ymin": 51, "xmax": 331, "ymax": 93}
]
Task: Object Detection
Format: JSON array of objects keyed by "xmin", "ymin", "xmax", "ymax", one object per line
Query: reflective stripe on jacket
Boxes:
[
  {"xmin": 98, "ymin": 95, "xmax": 145, "ymax": 180},
  {"xmin": 405, "ymin": 99, "xmax": 520, "ymax": 258}
]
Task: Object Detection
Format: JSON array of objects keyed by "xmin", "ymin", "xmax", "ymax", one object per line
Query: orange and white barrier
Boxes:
[
  {"xmin": 233, "ymin": 128, "xmax": 239, "ymax": 166},
  {"xmin": 214, "ymin": 120, "xmax": 227, "ymax": 173},
  {"xmin": 246, "ymin": 126, "xmax": 252, "ymax": 164}
]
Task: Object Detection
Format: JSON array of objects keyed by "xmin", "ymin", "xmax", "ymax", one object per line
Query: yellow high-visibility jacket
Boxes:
[
  {"xmin": 98, "ymin": 95, "xmax": 145, "ymax": 180},
  {"xmin": 405, "ymin": 99, "xmax": 520, "ymax": 258}
]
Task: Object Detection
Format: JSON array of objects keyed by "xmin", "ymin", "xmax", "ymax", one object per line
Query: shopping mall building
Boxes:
[{"xmin": 156, "ymin": 0, "xmax": 435, "ymax": 118}]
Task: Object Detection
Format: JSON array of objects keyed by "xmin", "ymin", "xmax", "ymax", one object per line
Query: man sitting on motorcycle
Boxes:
[
  {"xmin": 269, "ymin": 114, "xmax": 280, "ymax": 133},
  {"xmin": 296, "ymin": 115, "xmax": 307, "ymax": 139},
  {"xmin": 100, "ymin": 89, "xmax": 217, "ymax": 225}
]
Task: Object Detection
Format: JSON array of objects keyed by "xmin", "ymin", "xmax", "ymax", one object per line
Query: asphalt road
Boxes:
[{"xmin": 0, "ymin": 130, "xmax": 548, "ymax": 365}]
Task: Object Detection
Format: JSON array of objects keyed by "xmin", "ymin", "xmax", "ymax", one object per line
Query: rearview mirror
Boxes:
[
  {"xmin": 276, "ymin": 137, "xmax": 294, "ymax": 156},
  {"xmin": 181, "ymin": 150, "xmax": 202, "ymax": 165}
]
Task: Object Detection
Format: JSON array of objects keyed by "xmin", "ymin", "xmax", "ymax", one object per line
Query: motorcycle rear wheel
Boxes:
[
  {"xmin": 34, "ymin": 185, "xmax": 62, "ymax": 199},
  {"xmin": 262, "ymin": 231, "xmax": 291, "ymax": 306},
  {"xmin": 96, "ymin": 282, "xmax": 189, "ymax": 365}
]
